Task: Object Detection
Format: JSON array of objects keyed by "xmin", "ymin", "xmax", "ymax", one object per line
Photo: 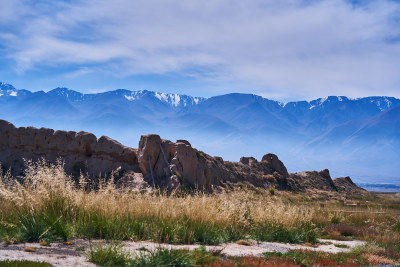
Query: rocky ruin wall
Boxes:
[{"xmin": 0, "ymin": 120, "xmax": 140, "ymax": 177}]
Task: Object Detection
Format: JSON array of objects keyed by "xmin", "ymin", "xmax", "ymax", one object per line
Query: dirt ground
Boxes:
[{"xmin": 0, "ymin": 238, "xmax": 366, "ymax": 267}]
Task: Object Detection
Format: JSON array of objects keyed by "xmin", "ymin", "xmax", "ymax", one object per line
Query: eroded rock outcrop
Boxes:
[
  {"xmin": 261, "ymin": 153, "xmax": 289, "ymax": 179},
  {"xmin": 289, "ymin": 169, "xmax": 338, "ymax": 192},
  {"xmin": 135, "ymin": 134, "xmax": 293, "ymax": 191},
  {"xmin": 0, "ymin": 120, "xmax": 140, "ymax": 178},
  {"xmin": 333, "ymin": 176, "xmax": 367, "ymax": 194},
  {"xmin": 0, "ymin": 119, "xmax": 365, "ymax": 193}
]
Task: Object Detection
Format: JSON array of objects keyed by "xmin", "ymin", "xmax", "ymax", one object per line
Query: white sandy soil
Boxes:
[{"xmin": 0, "ymin": 238, "xmax": 366, "ymax": 267}]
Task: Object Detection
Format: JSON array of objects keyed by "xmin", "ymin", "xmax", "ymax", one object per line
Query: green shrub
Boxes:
[
  {"xmin": 87, "ymin": 242, "xmax": 129, "ymax": 266},
  {"xmin": 17, "ymin": 210, "xmax": 48, "ymax": 242},
  {"xmin": 394, "ymin": 222, "xmax": 400, "ymax": 233},
  {"xmin": 252, "ymin": 222, "xmax": 317, "ymax": 243},
  {"xmin": 269, "ymin": 187, "xmax": 275, "ymax": 195},
  {"xmin": 130, "ymin": 248, "xmax": 193, "ymax": 267}
]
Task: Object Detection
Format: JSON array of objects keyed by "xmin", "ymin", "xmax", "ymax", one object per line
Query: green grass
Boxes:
[
  {"xmin": 87, "ymin": 243, "xmax": 221, "ymax": 267},
  {"xmin": 0, "ymin": 260, "xmax": 53, "ymax": 267},
  {"xmin": 87, "ymin": 242, "xmax": 130, "ymax": 266},
  {"xmin": 252, "ymin": 222, "xmax": 318, "ymax": 243},
  {"xmin": 394, "ymin": 222, "xmax": 400, "ymax": 233},
  {"xmin": 2, "ymin": 202, "xmax": 317, "ymax": 245},
  {"xmin": 74, "ymin": 211, "xmax": 243, "ymax": 244},
  {"xmin": 268, "ymin": 187, "xmax": 275, "ymax": 195},
  {"xmin": 130, "ymin": 249, "xmax": 194, "ymax": 267},
  {"xmin": 16, "ymin": 209, "xmax": 48, "ymax": 242},
  {"xmin": 11, "ymin": 208, "xmax": 317, "ymax": 245}
]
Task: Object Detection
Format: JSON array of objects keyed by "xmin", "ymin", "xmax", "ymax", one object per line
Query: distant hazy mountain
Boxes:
[{"xmin": 1, "ymin": 82, "xmax": 399, "ymax": 186}]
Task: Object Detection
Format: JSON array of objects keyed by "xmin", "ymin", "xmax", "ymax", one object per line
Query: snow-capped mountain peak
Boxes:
[
  {"xmin": 0, "ymin": 82, "xmax": 15, "ymax": 91},
  {"xmin": 366, "ymin": 96, "xmax": 394, "ymax": 111},
  {"xmin": 122, "ymin": 90, "xmax": 205, "ymax": 107},
  {"xmin": 0, "ymin": 82, "xmax": 18, "ymax": 97},
  {"xmin": 47, "ymin": 87, "xmax": 85, "ymax": 101}
]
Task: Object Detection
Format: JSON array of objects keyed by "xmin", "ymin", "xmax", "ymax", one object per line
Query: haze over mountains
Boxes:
[{"xmin": 1, "ymin": 82, "xmax": 399, "ymax": 187}]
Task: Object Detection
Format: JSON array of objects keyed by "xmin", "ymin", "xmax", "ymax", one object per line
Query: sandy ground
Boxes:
[
  {"xmin": 0, "ymin": 239, "xmax": 94, "ymax": 267},
  {"xmin": 0, "ymin": 239, "xmax": 366, "ymax": 266}
]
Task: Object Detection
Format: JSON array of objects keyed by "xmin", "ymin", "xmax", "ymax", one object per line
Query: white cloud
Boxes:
[{"xmin": 1, "ymin": 0, "xmax": 400, "ymax": 99}]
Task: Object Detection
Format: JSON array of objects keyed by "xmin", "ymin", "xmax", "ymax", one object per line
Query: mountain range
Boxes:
[{"xmin": 1, "ymin": 82, "xmax": 399, "ymax": 186}]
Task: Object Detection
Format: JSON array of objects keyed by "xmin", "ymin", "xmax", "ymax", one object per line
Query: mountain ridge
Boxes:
[
  {"xmin": 1, "ymin": 82, "xmax": 399, "ymax": 185},
  {"xmin": 2, "ymin": 82, "xmax": 399, "ymax": 110}
]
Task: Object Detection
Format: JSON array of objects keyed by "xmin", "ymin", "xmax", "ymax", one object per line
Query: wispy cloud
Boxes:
[{"xmin": 1, "ymin": 0, "xmax": 400, "ymax": 99}]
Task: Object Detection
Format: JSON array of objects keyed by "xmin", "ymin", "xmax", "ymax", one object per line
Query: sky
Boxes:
[{"xmin": 0, "ymin": 0, "xmax": 400, "ymax": 101}]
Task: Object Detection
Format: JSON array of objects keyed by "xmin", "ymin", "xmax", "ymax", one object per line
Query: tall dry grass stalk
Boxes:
[
  {"xmin": 2, "ymin": 160, "xmax": 398, "ymax": 246},
  {"xmin": 0, "ymin": 160, "xmax": 319, "ymax": 244},
  {"xmin": 0, "ymin": 160, "xmax": 313, "ymax": 226},
  {"xmin": 1, "ymin": 159, "xmax": 75, "ymax": 205}
]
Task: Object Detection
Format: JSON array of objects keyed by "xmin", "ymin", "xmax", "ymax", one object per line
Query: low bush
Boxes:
[
  {"xmin": 131, "ymin": 248, "xmax": 194, "ymax": 267},
  {"xmin": 87, "ymin": 242, "xmax": 129, "ymax": 266},
  {"xmin": 252, "ymin": 222, "xmax": 318, "ymax": 243}
]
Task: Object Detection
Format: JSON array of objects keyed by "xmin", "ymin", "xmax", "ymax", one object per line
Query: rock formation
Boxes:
[
  {"xmin": 0, "ymin": 119, "xmax": 365, "ymax": 193},
  {"xmin": 333, "ymin": 176, "xmax": 367, "ymax": 194},
  {"xmin": 289, "ymin": 169, "xmax": 338, "ymax": 192},
  {"xmin": 0, "ymin": 120, "xmax": 140, "ymax": 178}
]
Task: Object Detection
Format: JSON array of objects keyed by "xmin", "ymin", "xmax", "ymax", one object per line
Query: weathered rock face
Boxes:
[
  {"xmin": 289, "ymin": 169, "xmax": 338, "ymax": 192},
  {"xmin": 135, "ymin": 134, "xmax": 292, "ymax": 190},
  {"xmin": 0, "ymin": 119, "xmax": 366, "ymax": 193},
  {"xmin": 137, "ymin": 135, "xmax": 230, "ymax": 190},
  {"xmin": 333, "ymin": 176, "xmax": 367, "ymax": 194},
  {"xmin": 0, "ymin": 120, "xmax": 140, "ymax": 178},
  {"xmin": 115, "ymin": 171, "xmax": 151, "ymax": 192},
  {"xmin": 261, "ymin": 153, "xmax": 289, "ymax": 179}
]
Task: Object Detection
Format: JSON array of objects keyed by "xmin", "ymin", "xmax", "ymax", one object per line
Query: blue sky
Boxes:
[{"xmin": 1, "ymin": 0, "xmax": 400, "ymax": 101}]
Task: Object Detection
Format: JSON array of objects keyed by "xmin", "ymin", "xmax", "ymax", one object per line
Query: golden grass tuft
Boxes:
[
  {"xmin": 235, "ymin": 239, "xmax": 252, "ymax": 246},
  {"xmin": 363, "ymin": 253, "xmax": 395, "ymax": 265},
  {"xmin": 39, "ymin": 240, "xmax": 51, "ymax": 247},
  {"xmin": 23, "ymin": 247, "xmax": 36, "ymax": 252}
]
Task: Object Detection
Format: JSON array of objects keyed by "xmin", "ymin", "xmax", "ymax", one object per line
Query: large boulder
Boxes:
[
  {"xmin": 261, "ymin": 153, "xmax": 289, "ymax": 178},
  {"xmin": 137, "ymin": 134, "xmax": 175, "ymax": 181}
]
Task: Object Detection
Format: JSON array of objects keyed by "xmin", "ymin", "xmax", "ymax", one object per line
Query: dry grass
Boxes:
[
  {"xmin": 23, "ymin": 247, "xmax": 36, "ymax": 252},
  {"xmin": 0, "ymin": 160, "xmax": 399, "ymax": 265},
  {"xmin": 0, "ymin": 160, "xmax": 317, "ymax": 244},
  {"xmin": 235, "ymin": 239, "xmax": 252, "ymax": 246},
  {"xmin": 362, "ymin": 253, "xmax": 395, "ymax": 265},
  {"xmin": 0, "ymin": 160, "xmax": 312, "ymax": 227},
  {"xmin": 39, "ymin": 240, "xmax": 51, "ymax": 247}
]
